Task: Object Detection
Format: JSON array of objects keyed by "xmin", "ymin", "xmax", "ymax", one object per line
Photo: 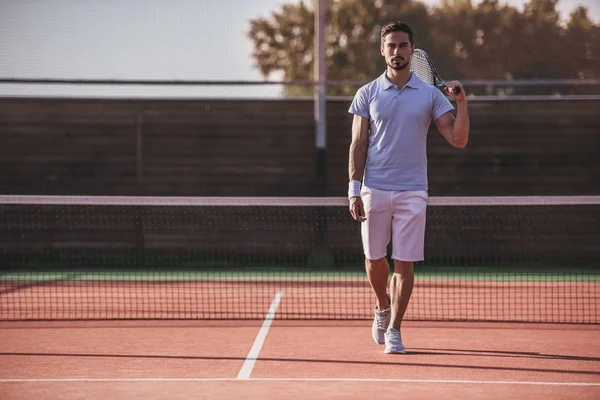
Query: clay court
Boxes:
[
  {"xmin": 1, "ymin": 278, "xmax": 599, "ymax": 399},
  {"xmin": 1, "ymin": 319, "xmax": 599, "ymax": 399}
]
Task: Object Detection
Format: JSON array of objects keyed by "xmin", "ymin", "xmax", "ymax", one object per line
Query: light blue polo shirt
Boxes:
[{"xmin": 349, "ymin": 72, "xmax": 454, "ymax": 191}]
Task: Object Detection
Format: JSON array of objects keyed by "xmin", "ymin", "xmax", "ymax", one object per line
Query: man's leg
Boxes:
[
  {"xmin": 360, "ymin": 186, "xmax": 393, "ymax": 344},
  {"xmin": 384, "ymin": 261, "xmax": 413, "ymax": 354},
  {"xmin": 366, "ymin": 256, "xmax": 391, "ymax": 344},
  {"xmin": 365, "ymin": 257, "xmax": 390, "ymax": 310},
  {"xmin": 389, "ymin": 260, "xmax": 414, "ymax": 331},
  {"xmin": 384, "ymin": 190, "xmax": 426, "ymax": 354}
]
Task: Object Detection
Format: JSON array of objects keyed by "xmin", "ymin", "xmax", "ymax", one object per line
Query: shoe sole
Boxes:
[{"xmin": 384, "ymin": 348, "xmax": 406, "ymax": 354}]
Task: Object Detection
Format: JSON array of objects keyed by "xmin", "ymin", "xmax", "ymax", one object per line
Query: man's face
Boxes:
[{"xmin": 381, "ymin": 31, "xmax": 413, "ymax": 71}]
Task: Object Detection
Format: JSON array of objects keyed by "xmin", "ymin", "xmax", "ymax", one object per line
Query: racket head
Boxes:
[{"xmin": 410, "ymin": 49, "xmax": 461, "ymax": 95}]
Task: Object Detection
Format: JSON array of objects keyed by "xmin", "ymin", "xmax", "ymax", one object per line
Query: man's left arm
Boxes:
[{"xmin": 435, "ymin": 81, "xmax": 469, "ymax": 148}]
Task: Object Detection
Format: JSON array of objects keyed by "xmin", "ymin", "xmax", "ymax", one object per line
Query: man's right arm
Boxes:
[
  {"xmin": 348, "ymin": 114, "xmax": 369, "ymax": 222},
  {"xmin": 349, "ymin": 114, "xmax": 369, "ymax": 182}
]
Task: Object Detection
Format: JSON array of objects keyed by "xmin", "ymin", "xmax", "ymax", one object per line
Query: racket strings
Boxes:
[{"xmin": 410, "ymin": 52, "xmax": 436, "ymax": 86}]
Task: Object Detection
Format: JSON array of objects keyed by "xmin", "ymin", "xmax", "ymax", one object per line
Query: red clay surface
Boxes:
[{"xmin": 0, "ymin": 320, "xmax": 598, "ymax": 400}]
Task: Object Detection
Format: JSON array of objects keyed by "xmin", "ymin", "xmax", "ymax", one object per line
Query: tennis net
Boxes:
[{"xmin": 1, "ymin": 195, "xmax": 598, "ymax": 323}]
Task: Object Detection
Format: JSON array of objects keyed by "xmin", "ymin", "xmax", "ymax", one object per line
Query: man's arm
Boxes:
[
  {"xmin": 348, "ymin": 114, "xmax": 369, "ymax": 222},
  {"xmin": 349, "ymin": 114, "xmax": 369, "ymax": 182},
  {"xmin": 435, "ymin": 82, "xmax": 469, "ymax": 148}
]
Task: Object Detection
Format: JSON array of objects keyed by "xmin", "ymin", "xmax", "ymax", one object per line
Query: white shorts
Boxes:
[{"xmin": 360, "ymin": 186, "xmax": 428, "ymax": 262}]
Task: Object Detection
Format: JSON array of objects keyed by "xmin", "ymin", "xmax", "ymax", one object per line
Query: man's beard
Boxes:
[{"xmin": 388, "ymin": 58, "xmax": 409, "ymax": 70}]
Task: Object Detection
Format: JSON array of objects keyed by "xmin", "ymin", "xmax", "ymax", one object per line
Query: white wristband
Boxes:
[{"xmin": 348, "ymin": 180, "xmax": 361, "ymax": 199}]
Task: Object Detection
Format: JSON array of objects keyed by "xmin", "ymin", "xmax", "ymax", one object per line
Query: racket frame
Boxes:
[{"xmin": 411, "ymin": 49, "xmax": 461, "ymax": 95}]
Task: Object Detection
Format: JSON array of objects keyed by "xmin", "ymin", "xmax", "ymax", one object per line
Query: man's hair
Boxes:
[{"xmin": 380, "ymin": 21, "xmax": 414, "ymax": 46}]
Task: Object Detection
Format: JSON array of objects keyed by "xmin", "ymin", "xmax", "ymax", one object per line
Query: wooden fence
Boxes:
[{"xmin": 0, "ymin": 97, "xmax": 598, "ymax": 196}]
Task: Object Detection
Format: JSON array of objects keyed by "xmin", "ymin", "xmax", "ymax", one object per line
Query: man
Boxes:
[{"xmin": 347, "ymin": 21, "xmax": 469, "ymax": 354}]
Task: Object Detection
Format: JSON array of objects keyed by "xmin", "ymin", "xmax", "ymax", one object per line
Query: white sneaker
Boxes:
[
  {"xmin": 384, "ymin": 328, "xmax": 406, "ymax": 354},
  {"xmin": 371, "ymin": 294, "xmax": 391, "ymax": 345}
]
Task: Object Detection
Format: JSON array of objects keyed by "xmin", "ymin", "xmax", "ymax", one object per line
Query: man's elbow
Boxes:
[{"xmin": 452, "ymin": 138, "xmax": 468, "ymax": 148}]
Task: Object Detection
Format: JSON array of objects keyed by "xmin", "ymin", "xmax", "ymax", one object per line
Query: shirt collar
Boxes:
[{"xmin": 379, "ymin": 71, "xmax": 420, "ymax": 91}]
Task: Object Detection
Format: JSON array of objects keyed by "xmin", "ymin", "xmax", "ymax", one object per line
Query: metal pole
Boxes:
[
  {"xmin": 314, "ymin": 0, "xmax": 327, "ymax": 194},
  {"xmin": 134, "ymin": 111, "xmax": 145, "ymax": 252},
  {"xmin": 136, "ymin": 111, "xmax": 144, "ymax": 186},
  {"xmin": 311, "ymin": 0, "xmax": 333, "ymax": 267}
]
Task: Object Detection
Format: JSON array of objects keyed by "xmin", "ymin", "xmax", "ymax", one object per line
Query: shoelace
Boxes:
[
  {"xmin": 377, "ymin": 311, "xmax": 390, "ymax": 330},
  {"xmin": 387, "ymin": 329, "xmax": 401, "ymax": 343}
]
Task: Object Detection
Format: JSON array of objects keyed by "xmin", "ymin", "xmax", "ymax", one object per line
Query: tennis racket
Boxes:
[{"xmin": 410, "ymin": 49, "xmax": 461, "ymax": 95}]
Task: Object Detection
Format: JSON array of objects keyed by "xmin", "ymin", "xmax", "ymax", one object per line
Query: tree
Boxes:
[
  {"xmin": 515, "ymin": 0, "xmax": 565, "ymax": 79},
  {"xmin": 248, "ymin": 0, "xmax": 432, "ymax": 96},
  {"xmin": 565, "ymin": 6, "xmax": 600, "ymax": 81},
  {"xmin": 247, "ymin": 0, "xmax": 600, "ymax": 96},
  {"xmin": 428, "ymin": 0, "xmax": 525, "ymax": 81},
  {"xmin": 248, "ymin": 1, "xmax": 314, "ymax": 97}
]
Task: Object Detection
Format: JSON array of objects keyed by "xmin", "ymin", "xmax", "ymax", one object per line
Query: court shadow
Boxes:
[
  {"xmin": 1, "ymin": 352, "xmax": 598, "ymax": 376},
  {"xmin": 408, "ymin": 348, "xmax": 600, "ymax": 362},
  {"xmin": 0, "ymin": 273, "xmax": 85, "ymax": 295}
]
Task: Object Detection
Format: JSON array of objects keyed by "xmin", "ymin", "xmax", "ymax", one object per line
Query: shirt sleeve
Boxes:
[
  {"xmin": 348, "ymin": 86, "xmax": 370, "ymax": 119},
  {"xmin": 432, "ymin": 88, "xmax": 455, "ymax": 120}
]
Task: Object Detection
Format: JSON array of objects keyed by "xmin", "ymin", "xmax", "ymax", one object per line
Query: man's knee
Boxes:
[
  {"xmin": 366, "ymin": 257, "xmax": 390, "ymax": 270},
  {"xmin": 392, "ymin": 260, "xmax": 414, "ymax": 275}
]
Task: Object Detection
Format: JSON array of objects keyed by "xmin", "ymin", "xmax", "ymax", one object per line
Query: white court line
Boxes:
[
  {"xmin": 0, "ymin": 378, "xmax": 598, "ymax": 386},
  {"xmin": 236, "ymin": 291, "xmax": 284, "ymax": 379}
]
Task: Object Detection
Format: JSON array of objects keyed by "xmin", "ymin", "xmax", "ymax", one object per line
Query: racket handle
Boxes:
[{"xmin": 444, "ymin": 85, "xmax": 461, "ymax": 95}]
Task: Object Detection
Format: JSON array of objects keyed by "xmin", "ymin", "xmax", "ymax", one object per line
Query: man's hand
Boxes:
[
  {"xmin": 349, "ymin": 197, "xmax": 366, "ymax": 222},
  {"xmin": 445, "ymin": 80, "xmax": 466, "ymax": 102}
]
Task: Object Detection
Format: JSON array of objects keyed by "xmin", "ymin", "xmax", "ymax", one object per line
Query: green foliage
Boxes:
[{"xmin": 247, "ymin": 0, "xmax": 600, "ymax": 96}]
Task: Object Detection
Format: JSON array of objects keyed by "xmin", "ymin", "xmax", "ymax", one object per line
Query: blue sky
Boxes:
[{"xmin": 0, "ymin": 0, "xmax": 598, "ymax": 98}]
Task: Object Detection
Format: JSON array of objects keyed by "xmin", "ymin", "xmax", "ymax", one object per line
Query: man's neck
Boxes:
[{"xmin": 385, "ymin": 68, "xmax": 412, "ymax": 88}]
